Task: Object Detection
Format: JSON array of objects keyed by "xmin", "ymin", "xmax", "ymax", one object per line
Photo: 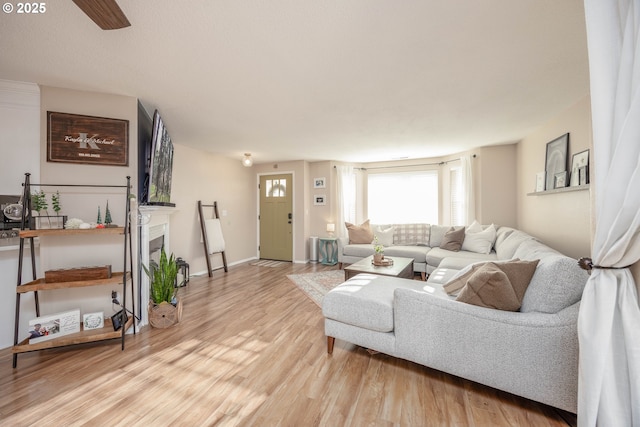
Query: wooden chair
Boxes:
[{"xmin": 197, "ymin": 201, "xmax": 228, "ymax": 276}]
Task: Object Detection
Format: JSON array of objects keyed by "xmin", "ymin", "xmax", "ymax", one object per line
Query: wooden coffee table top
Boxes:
[{"xmin": 344, "ymin": 255, "xmax": 414, "ymax": 280}]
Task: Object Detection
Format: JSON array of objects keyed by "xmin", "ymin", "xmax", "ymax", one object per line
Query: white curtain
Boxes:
[
  {"xmin": 335, "ymin": 165, "xmax": 354, "ymax": 240},
  {"xmin": 578, "ymin": 1, "xmax": 640, "ymax": 425},
  {"xmin": 461, "ymin": 155, "xmax": 476, "ymax": 224}
]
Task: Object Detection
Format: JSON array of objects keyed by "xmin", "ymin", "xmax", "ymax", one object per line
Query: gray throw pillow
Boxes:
[{"xmin": 439, "ymin": 227, "xmax": 465, "ymax": 251}]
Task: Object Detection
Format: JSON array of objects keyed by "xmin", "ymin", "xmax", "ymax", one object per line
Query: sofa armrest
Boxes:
[
  {"xmin": 337, "ymin": 237, "xmax": 348, "ymax": 262},
  {"xmin": 393, "ymin": 288, "xmax": 579, "ymax": 412}
]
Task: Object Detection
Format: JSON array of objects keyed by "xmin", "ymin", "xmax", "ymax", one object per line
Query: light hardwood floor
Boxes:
[{"xmin": 0, "ymin": 262, "xmax": 576, "ymax": 426}]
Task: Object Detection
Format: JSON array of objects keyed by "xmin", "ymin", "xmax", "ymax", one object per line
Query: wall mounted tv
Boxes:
[{"xmin": 141, "ymin": 109, "xmax": 175, "ymax": 206}]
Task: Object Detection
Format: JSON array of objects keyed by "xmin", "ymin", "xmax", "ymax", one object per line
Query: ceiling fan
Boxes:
[{"xmin": 72, "ymin": 0, "xmax": 130, "ymax": 30}]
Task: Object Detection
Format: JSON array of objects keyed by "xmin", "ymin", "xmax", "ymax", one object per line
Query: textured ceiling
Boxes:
[{"xmin": 0, "ymin": 0, "xmax": 590, "ymax": 164}]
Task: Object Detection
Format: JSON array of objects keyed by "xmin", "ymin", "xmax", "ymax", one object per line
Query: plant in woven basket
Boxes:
[
  {"xmin": 143, "ymin": 247, "xmax": 182, "ymax": 304},
  {"xmin": 143, "ymin": 247, "xmax": 184, "ymax": 328}
]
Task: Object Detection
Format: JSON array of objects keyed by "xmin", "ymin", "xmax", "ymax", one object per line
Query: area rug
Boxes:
[
  {"xmin": 286, "ymin": 270, "xmax": 345, "ymax": 307},
  {"xmin": 250, "ymin": 260, "xmax": 290, "ymax": 267}
]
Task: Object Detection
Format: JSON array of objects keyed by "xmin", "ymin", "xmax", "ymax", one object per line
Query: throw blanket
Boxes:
[{"xmin": 201, "ymin": 218, "xmax": 225, "ymax": 254}]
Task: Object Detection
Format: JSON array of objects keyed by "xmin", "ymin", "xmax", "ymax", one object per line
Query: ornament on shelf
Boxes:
[
  {"xmin": 104, "ymin": 200, "xmax": 113, "ymax": 227},
  {"xmin": 97, "ymin": 206, "xmax": 102, "ymax": 224}
]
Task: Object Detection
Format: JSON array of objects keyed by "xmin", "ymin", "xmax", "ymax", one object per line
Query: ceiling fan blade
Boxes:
[{"xmin": 72, "ymin": 0, "xmax": 131, "ymax": 30}]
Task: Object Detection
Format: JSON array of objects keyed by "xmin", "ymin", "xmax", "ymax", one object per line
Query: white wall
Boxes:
[
  {"xmin": 36, "ymin": 86, "xmax": 138, "ymax": 325},
  {"xmin": 517, "ymin": 96, "xmax": 592, "ymax": 258},
  {"xmin": 168, "ymin": 144, "xmax": 257, "ymax": 275},
  {"xmin": 0, "ymin": 79, "xmax": 41, "ymax": 349}
]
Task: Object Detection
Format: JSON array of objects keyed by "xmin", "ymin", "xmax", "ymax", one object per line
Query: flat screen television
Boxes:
[{"xmin": 144, "ymin": 109, "xmax": 175, "ymax": 206}]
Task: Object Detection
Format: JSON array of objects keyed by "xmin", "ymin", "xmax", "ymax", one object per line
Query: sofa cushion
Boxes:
[
  {"xmin": 429, "ymin": 225, "xmax": 449, "ymax": 247},
  {"xmin": 494, "ymin": 226, "xmax": 516, "ymax": 249},
  {"xmin": 461, "ymin": 222, "xmax": 497, "ymax": 254},
  {"xmin": 346, "ymin": 220, "xmax": 374, "ymax": 244},
  {"xmin": 495, "ymin": 230, "xmax": 536, "ymax": 259},
  {"xmin": 520, "ymin": 256, "xmax": 588, "ymax": 313},
  {"xmin": 453, "ymin": 260, "xmax": 539, "ymax": 311},
  {"xmin": 426, "ymin": 247, "xmax": 497, "ymax": 269},
  {"xmin": 373, "ymin": 225, "xmax": 394, "ymax": 247},
  {"xmin": 442, "ymin": 263, "xmax": 484, "ymax": 294},
  {"xmin": 514, "ymin": 238, "xmax": 562, "ymax": 261},
  {"xmin": 393, "ymin": 223, "xmax": 430, "ymax": 246},
  {"xmin": 383, "ymin": 246, "xmax": 430, "ymax": 263},
  {"xmin": 440, "ymin": 227, "xmax": 465, "ymax": 251},
  {"xmin": 343, "ymin": 243, "xmax": 376, "ymax": 258},
  {"xmin": 322, "ymin": 274, "xmax": 428, "ymax": 332}
]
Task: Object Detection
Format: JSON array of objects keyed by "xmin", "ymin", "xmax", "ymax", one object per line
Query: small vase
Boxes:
[{"xmin": 373, "ymin": 253, "xmax": 384, "ymax": 264}]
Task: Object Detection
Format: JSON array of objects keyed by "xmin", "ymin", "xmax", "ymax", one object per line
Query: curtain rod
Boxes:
[{"xmin": 334, "ymin": 154, "xmax": 475, "ymax": 171}]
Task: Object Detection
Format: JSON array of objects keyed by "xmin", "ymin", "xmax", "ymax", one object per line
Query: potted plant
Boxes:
[
  {"xmin": 143, "ymin": 247, "xmax": 184, "ymax": 328},
  {"xmin": 373, "ymin": 236, "xmax": 384, "ymax": 264},
  {"xmin": 31, "ymin": 190, "xmax": 50, "ymax": 228}
]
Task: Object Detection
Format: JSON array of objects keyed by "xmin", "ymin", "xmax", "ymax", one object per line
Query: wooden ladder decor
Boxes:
[{"xmin": 197, "ymin": 201, "xmax": 228, "ymax": 277}]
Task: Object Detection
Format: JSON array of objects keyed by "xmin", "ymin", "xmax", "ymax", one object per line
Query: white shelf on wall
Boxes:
[{"xmin": 527, "ymin": 184, "xmax": 590, "ymax": 196}]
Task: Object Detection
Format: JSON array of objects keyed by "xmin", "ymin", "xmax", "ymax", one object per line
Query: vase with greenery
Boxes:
[
  {"xmin": 143, "ymin": 247, "xmax": 184, "ymax": 327},
  {"xmin": 373, "ymin": 236, "xmax": 384, "ymax": 263}
]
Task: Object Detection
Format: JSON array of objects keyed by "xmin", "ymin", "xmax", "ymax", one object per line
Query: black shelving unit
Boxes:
[{"xmin": 12, "ymin": 173, "xmax": 135, "ymax": 368}]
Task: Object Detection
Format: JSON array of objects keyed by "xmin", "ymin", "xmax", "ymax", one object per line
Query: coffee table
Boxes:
[{"xmin": 344, "ymin": 255, "xmax": 414, "ymax": 280}]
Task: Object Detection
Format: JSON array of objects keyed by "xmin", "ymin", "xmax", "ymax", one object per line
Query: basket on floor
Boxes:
[{"xmin": 148, "ymin": 299, "xmax": 183, "ymax": 328}]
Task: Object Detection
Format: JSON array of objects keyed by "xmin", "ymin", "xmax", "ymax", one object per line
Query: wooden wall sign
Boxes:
[{"xmin": 47, "ymin": 112, "xmax": 129, "ymax": 166}]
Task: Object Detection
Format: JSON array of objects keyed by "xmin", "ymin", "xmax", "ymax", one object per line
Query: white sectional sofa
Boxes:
[
  {"xmin": 338, "ymin": 222, "xmax": 501, "ymax": 278},
  {"xmin": 324, "ymin": 226, "xmax": 588, "ymax": 413}
]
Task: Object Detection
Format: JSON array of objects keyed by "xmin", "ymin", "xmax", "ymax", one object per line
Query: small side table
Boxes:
[{"xmin": 318, "ymin": 237, "xmax": 339, "ymax": 266}]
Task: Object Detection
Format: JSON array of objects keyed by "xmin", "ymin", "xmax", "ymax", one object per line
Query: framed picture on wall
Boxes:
[
  {"xmin": 545, "ymin": 133, "xmax": 569, "ymax": 191},
  {"xmin": 313, "ymin": 177, "xmax": 326, "ymax": 188},
  {"xmin": 47, "ymin": 112, "xmax": 129, "ymax": 166},
  {"xmin": 314, "ymin": 195, "xmax": 326, "ymax": 205},
  {"xmin": 570, "ymin": 149, "xmax": 589, "ymax": 186}
]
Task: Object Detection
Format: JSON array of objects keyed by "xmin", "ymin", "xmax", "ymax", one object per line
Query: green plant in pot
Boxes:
[{"xmin": 143, "ymin": 247, "xmax": 184, "ymax": 328}]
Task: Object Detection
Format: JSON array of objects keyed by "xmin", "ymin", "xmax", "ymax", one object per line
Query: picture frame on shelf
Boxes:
[
  {"xmin": 83, "ymin": 312, "xmax": 104, "ymax": 330},
  {"xmin": 28, "ymin": 309, "xmax": 80, "ymax": 344},
  {"xmin": 535, "ymin": 172, "xmax": 546, "ymax": 192},
  {"xmin": 579, "ymin": 165, "xmax": 590, "ymax": 185},
  {"xmin": 545, "ymin": 133, "xmax": 569, "ymax": 192},
  {"xmin": 314, "ymin": 195, "xmax": 326, "ymax": 206},
  {"xmin": 554, "ymin": 172, "xmax": 567, "ymax": 189},
  {"xmin": 570, "ymin": 149, "xmax": 589, "ymax": 186},
  {"xmin": 313, "ymin": 177, "xmax": 326, "ymax": 189}
]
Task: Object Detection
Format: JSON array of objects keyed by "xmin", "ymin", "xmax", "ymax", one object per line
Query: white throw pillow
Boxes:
[
  {"xmin": 373, "ymin": 225, "xmax": 394, "ymax": 247},
  {"xmin": 461, "ymin": 222, "xmax": 497, "ymax": 254}
]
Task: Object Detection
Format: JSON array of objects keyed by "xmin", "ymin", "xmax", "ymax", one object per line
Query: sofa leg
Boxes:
[
  {"xmin": 421, "ymin": 272, "xmax": 426, "ymax": 281},
  {"xmin": 338, "ymin": 262, "xmax": 343, "ymax": 269},
  {"xmin": 327, "ymin": 336, "xmax": 335, "ymax": 354}
]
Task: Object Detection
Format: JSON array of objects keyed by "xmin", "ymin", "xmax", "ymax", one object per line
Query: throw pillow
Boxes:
[
  {"xmin": 455, "ymin": 260, "xmax": 540, "ymax": 311},
  {"xmin": 461, "ymin": 223, "xmax": 497, "ymax": 254},
  {"xmin": 345, "ymin": 220, "xmax": 374, "ymax": 244},
  {"xmin": 373, "ymin": 225, "xmax": 394, "ymax": 247},
  {"xmin": 439, "ymin": 227, "xmax": 465, "ymax": 251},
  {"xmin": 443, "ymin": 262, "xmax": 484, "ymax": 295}
]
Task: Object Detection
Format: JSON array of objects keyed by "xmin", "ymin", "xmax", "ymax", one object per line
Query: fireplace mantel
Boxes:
[{"xmin": 138, "ymin": 204, "xmax": 178, "ymax": 326}]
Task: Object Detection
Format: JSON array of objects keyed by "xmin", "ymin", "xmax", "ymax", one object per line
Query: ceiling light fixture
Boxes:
[{"xmin": 242, "ymin": 153, "xmax": 253, "ymax": 167}]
